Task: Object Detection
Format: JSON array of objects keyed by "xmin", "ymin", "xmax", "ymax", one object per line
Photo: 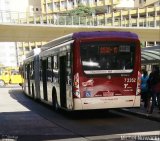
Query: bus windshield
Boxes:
[{"xmin": 80, "ymin": 41, "xmax": 135, "ymax": 75}]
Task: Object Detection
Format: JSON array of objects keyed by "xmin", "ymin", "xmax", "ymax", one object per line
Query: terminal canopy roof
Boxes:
[{"xmin": 141, "ymin": 46, "xmax": 160, "ymax": 65}]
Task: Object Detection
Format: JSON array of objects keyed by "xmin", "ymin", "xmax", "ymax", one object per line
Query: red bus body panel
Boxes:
[{"xmin": 73, "ymin": 35, "xmax": 141, "ymax": 110}]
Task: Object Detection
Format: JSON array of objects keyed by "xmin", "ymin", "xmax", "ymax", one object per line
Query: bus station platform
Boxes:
[{"xmin": 122, "ymin": 103, "xmax": 160, "ymax": 122}]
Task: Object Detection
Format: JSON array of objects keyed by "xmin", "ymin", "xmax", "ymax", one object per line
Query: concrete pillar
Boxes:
[
  {"xmin": 105, "ymin": 13, "xmax": 107, "ymax": 26},
  {"xmin": 137, "ymin": 8, "xmax": 139, "ymax": 27},
  {"xmin": 45, "ymin": 0, "xmax": 48, "ymax": 14},
  {"xmin": 89, "ymin": 0, "xmax": 92, "ymax": 7},
  {"xmin": 112, "ymin": 12, "xmax": 114, "ymax": 26},
  {"xmin": 74, "ymin": 0, "xmax": 77, "ymax": 8},
  {"xmin": 53, "ymin": 0, "xmax": 55, "ymax": 11},
  {"xmin": 154, "ymin": 41, "xmax": 157, "ymax": 46},
  {"xmin": 96, "ymin": 0, "xmax": 99, "ymax": 6},
  {"xmin": 145, "ymin": 7, "xmax": 148, "ymax": 27},
  {"xmin": 154, "ymin": 6, "xmax": 157, "ymax": 27},
  {"xmin": 120, "ymin": 10, "xmax": 122, "ymax": 27},
  {"xmin": 22, "ymin": 42, "xmax": 25, "ymax": 55},
  {"xmin": 128, "ymin": 10, "xmax": 131, "ymax": 27},
  {"xmin": 29, "ymin": 42, "xmax": 32, "ymax": 51},
  {"xmin": 60, "ymin": 0, "xmax": 62, "ymax": 10},
  {"xmin": 66, "ymin": 0, "xmax": 68, "ymax": 10},
  {"xmin": 145, "ymin": 41, "xmax": 148, "ymax": 47}
]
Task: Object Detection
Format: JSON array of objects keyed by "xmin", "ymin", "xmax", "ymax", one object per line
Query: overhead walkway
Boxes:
[
  {"xmin": 141, "ymin": 45, "xmax": 160, "ymax": 65},
  {"xmin": 0, "ymin": 6, "xmax": 160, "ymax": 42},
  {"xmin": 0, "ymin": 24, "xmax": 159, "ymax": 42}
]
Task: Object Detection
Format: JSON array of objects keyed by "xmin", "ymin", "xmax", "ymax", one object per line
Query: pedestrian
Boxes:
[
  {"xmin": 141, "ymin": 69, "xmax": 149, "ymax": 108},
  {"xmin": 147, "ymin": 65, "xmax": 160, "ymax": 114}
]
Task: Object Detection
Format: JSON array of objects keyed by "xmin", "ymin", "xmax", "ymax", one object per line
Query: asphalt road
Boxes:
[{"xmin": 0, "ymin": 86, "xmax": 159, "ymax": 141}]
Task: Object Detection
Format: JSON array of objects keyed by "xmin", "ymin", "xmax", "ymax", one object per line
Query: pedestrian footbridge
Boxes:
[
  {"xmin": 0, "ymin": 24, "xmax": 159, "ymax": 42},
  {"xmin": 0, "ymin": 7, "xmax": 160, "ymax": 42}
]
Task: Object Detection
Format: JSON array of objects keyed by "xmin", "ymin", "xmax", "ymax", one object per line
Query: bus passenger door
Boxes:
[
  {"xmin": 42, "ymin": 59, "xmax": 48, "ymax": 101},
  {"xmin": 59, "ymin": 55, "xmax": 67, "ymax": 108},
  {"xmin": 66, "ymin": 52, "xmax": 73, "ymax": 110}
]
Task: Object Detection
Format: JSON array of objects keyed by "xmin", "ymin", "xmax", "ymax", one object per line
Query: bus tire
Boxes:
[
  {"xmin": 0, "ymin": 80, "xmax": 5, "ymax": 87},
  {"xmin": 52, "ymin": 88, "xmax": 58, "ymax": 111}
]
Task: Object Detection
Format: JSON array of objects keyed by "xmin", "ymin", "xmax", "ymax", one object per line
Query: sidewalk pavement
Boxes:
[{"xmin": 122, "ymin": 102, "xmax": 160, "ymax": 122}]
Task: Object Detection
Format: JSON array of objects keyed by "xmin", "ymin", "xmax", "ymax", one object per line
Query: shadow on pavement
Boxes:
[{"xmin": 1, "ymin": 88, "xmax": 159, "ymax": 141}]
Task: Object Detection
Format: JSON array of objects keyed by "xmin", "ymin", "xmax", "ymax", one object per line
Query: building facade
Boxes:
[
  {"xmin": 134, "ymin": 0, "xmax": 160, "ymax": 8},
  {"xmin": 0, "ymin": 42, "xmax": 17, "ymax": 67}
]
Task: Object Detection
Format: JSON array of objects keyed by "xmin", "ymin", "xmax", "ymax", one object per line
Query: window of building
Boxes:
[
  {"xmin": 31, "ymin": 46, "xmax": 35, "ymax": 50},
  {"xmin": 18, "ymin": 47, "xmax": 23, "ymax": 52},
  {"xmin": 61, "ymin": 1, "xmax": 66, "ymax": 9},
  {"xmin": 47, "ymin": 3, "xmax": 53, "ymax": 10},
  {"xmin": 25, "ymin": 47, "xmax": 30, "ymax": 51}
]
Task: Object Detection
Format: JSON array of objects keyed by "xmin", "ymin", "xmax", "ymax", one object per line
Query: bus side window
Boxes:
[
  {"xmin": 53, "ymin": 55, "xmax": 58, "ymax": 83},
  {"xmin": 39, "ymin": 60, "xmax": 42, "ymax": 81},
  {"xmin": 41, "ymin": 58, "xmax": 47, "ymax": 85},
  {"xmin": 25, "ymin": 65, "xmax": 27, "ymax": 79},
  {"xmin": 27, "ymin": 64, "xmax": 30, "ymax": 80},
  {"xmin": 30, "ymin": 61, "xmax": 34, "ymax": 79},
  {"xmin": 53, "ymin": 55, "xmax": 58, "ymax": 69},
  {"xmin": 33, "ymin": 61, "xmax": 35, "ymax": 78},
  {"xmin": 47, "ymin": 56, "xmax": 52, "ymax": 82}
]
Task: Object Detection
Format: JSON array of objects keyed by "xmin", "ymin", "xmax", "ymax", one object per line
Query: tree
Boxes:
[{"xmin": 66, "ymin": 4, "xmax": 94, "ymax": 16}]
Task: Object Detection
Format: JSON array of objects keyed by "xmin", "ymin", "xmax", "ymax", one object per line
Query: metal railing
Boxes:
[{"xmin": 0, "ymin": 9, "xmax": 160, "ymax": 27}]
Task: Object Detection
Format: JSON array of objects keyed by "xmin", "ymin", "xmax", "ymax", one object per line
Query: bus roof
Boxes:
[
  {"xmin": 41, "ymin": 31, "xmax": 138, "ymax": 51},
  {"xmin": 43, "ymin": 33, "xmax": 73, "ymax": 48},
  {"xmin": 73, "ymin": 31, "xmax": 139, "ymax": 40}
]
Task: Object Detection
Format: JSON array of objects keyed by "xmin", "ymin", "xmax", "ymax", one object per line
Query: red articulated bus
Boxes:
[{"xmin": 23, "ymin": 31, "xmax": 141, "ymax": 111}]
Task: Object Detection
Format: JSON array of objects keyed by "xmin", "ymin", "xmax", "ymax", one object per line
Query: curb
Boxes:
[{"xmin": 120, "ymin": 108, "xmax": 160, "ymax": 122}]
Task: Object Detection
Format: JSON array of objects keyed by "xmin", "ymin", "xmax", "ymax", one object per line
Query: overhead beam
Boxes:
[{"xmin": 0, "ymin": 24, "xmax": 159, "ymax": 42}]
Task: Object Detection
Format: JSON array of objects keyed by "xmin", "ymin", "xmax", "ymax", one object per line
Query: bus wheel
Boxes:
[
  {"xmin": 0, "ymin": 80, "xmax": 5, "ymax": 87},
  {"xmin": 52, "ymin": 89, "xmax": 58, "ymax": 111}
]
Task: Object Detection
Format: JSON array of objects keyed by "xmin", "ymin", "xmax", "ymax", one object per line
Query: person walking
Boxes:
[
  {"xmin": 141, "ymin": 69, "xmax": 149, "ymax": 108},
  {"xmin": 147, "ymin": 65, "xmax": 160, "ymax": 114}
]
